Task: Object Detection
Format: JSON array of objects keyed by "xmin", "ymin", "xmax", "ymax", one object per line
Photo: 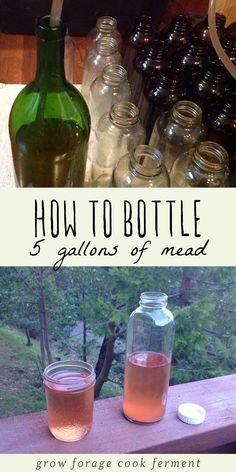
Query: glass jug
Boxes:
[{"xmin": 123, "ymin": 292, "xmax": 175, "ymax": 423}]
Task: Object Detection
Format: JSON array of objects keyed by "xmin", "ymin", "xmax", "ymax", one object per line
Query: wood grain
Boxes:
[
  {"xmin": 0, "ymin": 374, "xmax": 236, "ymax": 453},
  {"xmin": 0, "ymin": 33, "xmax": 89, "ymax": 84}
]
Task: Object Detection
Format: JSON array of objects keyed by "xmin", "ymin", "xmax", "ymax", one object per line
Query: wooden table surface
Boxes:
[{"xmin": 0, "ymin": 33, "xmax": 88, "ymax": 84}]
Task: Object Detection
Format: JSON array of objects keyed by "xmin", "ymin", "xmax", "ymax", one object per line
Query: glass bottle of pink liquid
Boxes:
[{"xmin": 123, "ymin": 292, "xmax": 175, "ymax": 423}]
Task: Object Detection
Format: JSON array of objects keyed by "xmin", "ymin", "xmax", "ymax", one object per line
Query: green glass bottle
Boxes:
[{"xmin": 9, "ymin": 15, "xmax": 90, "ymax": 187}]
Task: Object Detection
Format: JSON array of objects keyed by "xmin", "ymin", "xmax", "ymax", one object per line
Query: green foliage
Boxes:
[
  {"xmin": 0, "ymin": 326, "xmax": 45, "ymax": 419},
  {"xmin": 1, "ymin": 267, "xmax": 236, "ymax": 416}
]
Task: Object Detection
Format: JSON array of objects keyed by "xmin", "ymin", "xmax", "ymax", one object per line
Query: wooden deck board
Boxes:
[{"xmin": 0, "ymin": 374, "xmax": 236, "ymax": 454}]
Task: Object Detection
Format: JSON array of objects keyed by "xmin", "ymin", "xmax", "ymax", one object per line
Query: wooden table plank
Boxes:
[
  {"xmin": 0, "ymin": 33, "xmax": 89, "ymax": 84},
  {"xmin": 0, "ymin": 374, "xmax": 236, "ymax": 454}
]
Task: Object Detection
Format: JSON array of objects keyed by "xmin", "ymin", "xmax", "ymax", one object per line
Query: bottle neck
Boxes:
[
  {"xmin": 102, "ymin": 64, "xmax": 127, "ymax": 87},
  {"xmin": 222, "ymin": 93, "xmax": 236, "ymax": 119},
  {"xmin": 192, "ymin": 141, "xmax": 229, "ymax": 173},
  {"xmin": 186, "ymin": 38, "xmax": 207, "ymax": 57},
  {"xmin": 96, "ymin": 36, "xmax": 118, "ymax": 56},
  {"xmin": 139, "ymin": 292, "xmax": 168, "ymax": 308},
  {"xmin": 171, "ymin": 100, "xmax": 202, "ymax": 128},
  {"xmin": 170, "ymin": 14, "xmax": 192, "ymax": 33},
  {"xmin": 158, "ymin": 68, "xmax": 183, "ymax": 91},
  {"xmin": 202, "ymin": 64, "xmax": 226, "ymax": 86},
  {"xmin": 35, "ymin": 36, "xmax": 66, "ymax": 85},
  {"xmin": 35, "ymin": 15, "xmax": 66, "ymax": 85},
  {"xmin": 110, "ymin": 101, "xmax": 139, "ymax": 127},
  {"xmin": 130, "ymin": 145, "xmax": 163, "ymax": 177},
  {"xmin": 134, "ymin": 15, "xmax": 153, "ymax": 34},
  {"xmin": 96, "ymin": 16, "xmax": 117, "ymax": 34},
  {"xmin": 222, "ymin": 33, "xmax": 236, "ymax": 56}
]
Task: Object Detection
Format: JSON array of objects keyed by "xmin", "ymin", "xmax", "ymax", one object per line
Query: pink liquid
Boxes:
[
  {"xmin": 123, "ymin": 351, "xmax": 171, "ymax": 423},
  {"xmin": 45, "ymin": 371, "xmax": 94, "ymax": 441}
]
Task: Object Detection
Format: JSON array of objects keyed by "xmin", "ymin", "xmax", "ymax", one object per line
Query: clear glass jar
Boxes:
[
  {"xmin": 92, "ymin": 101, "xmax": 146, "ymax": 187},
  {"xmin": 88, "ymin": 16, "xmax": 123, "ymax": 53},
  {"xmin": 113, "ymin": 144, "xmax": 170, "ymax": 187},
  {"xmin": 81, "ymin": 37, "xmax": 122, "ymax": 103},
  {"xmin": 123, "ymin": 292, "xmax": 175, "ymax": 424},
  {"xmin": 170, "ymin": 141, "xmax": 230, "ymax": 187},
  {"xmin": 43, "ymin": 360, "xmax": 95, "ymax": 442},
  {"xmin": 150, "ymin": 101, "xmax": 204, "ymax": 172},
  {"xmin": 90, "ymin": 64, "xmax": 131, "ymax": 130}
]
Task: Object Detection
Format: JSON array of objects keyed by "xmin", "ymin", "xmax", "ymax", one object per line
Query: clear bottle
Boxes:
[
  {"xmin": 90, "ymin": 64, "xmax": 131, "ymax": 130},
  {"xmin": 159, "ymin": 13, "xmax": 192, "ymax": 57},
  {"xmin": 150, "ymin": 100, "xmax": 204, "ymax": 172},
  {"xmin": 130, "ymin": 39, "xmax": 166, "ymax": 106},
  {"xmin": 170, "ymin": 141, "xmax": 230, "ymax": 187},
  {"xmin": 123, "ymin": 292, "xmax": 175, "ymax": 424},
  {"xmin": 193, "ymin": 13, "xmax": 226, "ymax": 44},
  {"xmin": 81, "ymin": 37, "xmax": 122, "ymax": 103},
  {"xmin": 113, "ymin": 144, "xmax": 170, "ymax": 187},
  {"xmin": 92, "ymin": 101, "xmax": 146, "ymax": 187},
  {"xmin": 139, "ymin": 67, "xmax": 184, "ymax": 143},
  {"xmin": 88, "ymin": 16, "xmax": 123, "ymax": 53},
  {"xmin": 9, "ymin": 15, "xmax": 90, "ymax": 187},
  {"xmin": 123, "ymin": 15, "xmax": 154, "ymax": 78}
]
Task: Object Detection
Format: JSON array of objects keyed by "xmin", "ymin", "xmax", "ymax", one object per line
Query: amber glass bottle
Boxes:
[
  {"xmin": 139, "ymin": 68, "xmax": 184, "ymax": 142},
  {"xmin": 193, "ymin": 13, "xmax": 226, "ymax": 44},
  {"xmin": 123, "ymin": 15, "xmax": 154, "ymax": 77},
  {"xmin": 159, "ymin": 14, "xmax": 192, "ymax": 57},
  {"xmin": 174, "ymin": 37, "xmax": 208, "ymax": 83},
  {"xmin": 206, "ymin": 93, "xmax": 236, "ymax": 183},
  {"xmin": 185, "ymin": 64, "xmax": 227, "ymax": 120},
  {"xmin": 130, "ymin": 39, "xmax": 166, "ymax": 105}
]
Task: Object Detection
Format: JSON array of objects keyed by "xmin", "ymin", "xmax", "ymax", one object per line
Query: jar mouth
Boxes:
[
  {"xmin": 140, "ymin": 292, "xmax": 168, "ymax": 307},
  {"xmin": 96, "ymin": 16, "xmax": 117, "ymax": 32},
  {"xmin": 110, "ymin": 101, "xmax": 139, "ymax": 126},
  {"xmin": 102, "ymin": 64, "xmax": 127, "ymax": 86},
  {"xmin": 131, "ymin": 145, "xmax": 164, "ymax": 177},
  {"xmin": 194, "ymin": 141, "xmax": 229, "ymax": 171},
  {"xmin": 96, "ymin": 36, "xmax": 118, "ymax": 55},
  {"xmin": 36, "ymin": 15, "xmax": 66, "ymax": 40},
  {"xmin": 43, "ymin": 360, "xmax": 95, "ymax": 389},
  {"xmin": 172, "ymin": 100, "xmax": 202, "ymax": 126}
]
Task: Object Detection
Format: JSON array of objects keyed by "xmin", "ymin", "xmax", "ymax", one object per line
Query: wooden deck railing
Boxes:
[{"xmin": 0, "ymin": 374, "xmax": 236, "ymax": 453}]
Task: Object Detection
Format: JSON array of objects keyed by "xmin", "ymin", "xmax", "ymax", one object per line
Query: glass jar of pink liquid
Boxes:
[
  {"xmin": 123, "ymin": 292, "xmax": 175, "ymax": 423},
  {"xmin": 43, "ymin": 360, "xmax": 95, "ymax": 442}
]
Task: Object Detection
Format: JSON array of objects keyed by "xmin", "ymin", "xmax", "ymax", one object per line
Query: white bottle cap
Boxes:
[{"xmin": 177, "ymin": 403, "xmax": 206, "ymax": 425}]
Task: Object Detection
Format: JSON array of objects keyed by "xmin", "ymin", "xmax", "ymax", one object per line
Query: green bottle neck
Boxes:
[{"xmin": 35, "ymin": 36, "xmax": 66, "ymax": 86}]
